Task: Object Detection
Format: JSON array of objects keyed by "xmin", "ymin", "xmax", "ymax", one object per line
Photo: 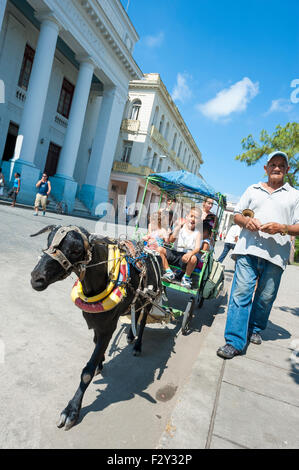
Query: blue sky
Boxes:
[{"xmin": 121, "ymin": 0, "xmax": 299, "ymax": 201}]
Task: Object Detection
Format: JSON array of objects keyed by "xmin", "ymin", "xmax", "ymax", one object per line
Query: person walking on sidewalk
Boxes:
[
  {"xmin": 34, "ymin": 173, "xmax": 51, "ymax": 216},
  {"xmin": 217, "ymin": 224, "xmax": 241, "ymax": 263},
  {"xmin": 217, "ymin": 151, "xmax": 299, "ymax": 359}
]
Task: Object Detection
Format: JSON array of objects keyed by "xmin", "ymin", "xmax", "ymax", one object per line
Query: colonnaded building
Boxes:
[
  {"xmin": 0, "ymin": 0, "xmax": 142, "ymax": 214},
  {"xmin": 0, "ymin": 0, "xmax": 203, "ymax": 217}
]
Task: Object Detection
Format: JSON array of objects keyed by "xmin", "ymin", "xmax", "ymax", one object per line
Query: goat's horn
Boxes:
[
  {"xmin": 30, "ymin": 225, "xmax": 57, "ymax": 237},
  {"xmin": 88, "ymin": 234, "xmax": 105, "ymax": 243}
]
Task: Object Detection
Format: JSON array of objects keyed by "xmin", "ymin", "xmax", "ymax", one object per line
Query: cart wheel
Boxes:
[{"xmin": 181, "ymin": 297, "xmax": 195, "ymax": 336}]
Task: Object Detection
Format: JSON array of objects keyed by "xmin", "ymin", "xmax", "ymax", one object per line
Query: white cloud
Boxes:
[
  {"xmin": 172, "ymin": 73, "xmax": 192, "ymax": 103},
  {"xmin": 197, "ymin": 77, "xmax": 259, "ymax": 121},
  {"xmin": 144, "ymin": 32, "xmax": 164, "ymax": 48},
  {"xmin": 265, "ymin": 98, "xmax": 294, "ymax": 115}
]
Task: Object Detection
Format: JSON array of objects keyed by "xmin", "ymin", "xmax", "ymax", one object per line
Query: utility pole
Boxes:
[{"xmin": 126, "ymin": 0, "xmax": 130, "ymax": 12}]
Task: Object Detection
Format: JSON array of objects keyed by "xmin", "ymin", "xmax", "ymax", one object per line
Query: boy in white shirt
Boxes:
[{"xmin": 158, "ymin": 207, "xmax": 202, "ymax": 288}]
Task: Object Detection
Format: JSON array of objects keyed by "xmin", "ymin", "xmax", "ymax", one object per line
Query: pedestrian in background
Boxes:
[
  {"xmin": 9, "ymin": 172, "xmax": 21, "ymax": 207},
  {"xmin": 34, "ymin": 173, "xmax": 51, "ymax": 216},
  {"xmin": 217, "ymin": 151, "xmax": 299, "ymax": 360},
  {"xmin": 0, "ymin": 167, "xmax": 5, "ymax": 196},
  {"xmin": 217, "ymin": 224, "xmax": 241, "ymax": 263}
]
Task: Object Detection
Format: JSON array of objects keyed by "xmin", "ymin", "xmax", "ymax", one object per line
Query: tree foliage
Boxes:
[{"xmin": 236, "ymin": 122, "xmax": 299, "ymax": 187}]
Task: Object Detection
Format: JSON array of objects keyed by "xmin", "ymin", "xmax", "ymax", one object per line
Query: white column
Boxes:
[
  {"xmin": 85, "ymin": 86, "xmax": 127, "ymax": 188},
  {"xmin": 0, "ymin": 0, "xmax": 7, "ymax": 32},
  {"xmin": 56, "ymin": 58, "xmax": 94, "ymax": 179},
  {"xmin": 126, "ymin": 179, "xmax": 139, "ymax": 210},
  {"xmin": 14, "ymin": 16, "xmax": 60, "ymax": 165}
]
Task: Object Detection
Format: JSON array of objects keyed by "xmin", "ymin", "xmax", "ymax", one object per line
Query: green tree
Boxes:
[{"xmin": 236, "ymin": 122, "xmax": 299, "ymax": 187}]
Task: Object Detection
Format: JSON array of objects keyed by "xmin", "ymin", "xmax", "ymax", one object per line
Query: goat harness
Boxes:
[
  {"xmin": 43, "ymin": 226, "xmax": 92, "ymax": 280},
  {"xmin": 38, "ymin": 225, "xmax": 164, "ymax": 315},
  {"xmin": 71, "ymin": 245, "xmax": 129, "ymax": 313}
]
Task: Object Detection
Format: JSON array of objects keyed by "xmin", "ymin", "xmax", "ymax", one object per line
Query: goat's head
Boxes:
[{"xmin": 30, "ymin": 225, "xmax": 91, "ymax": 291}]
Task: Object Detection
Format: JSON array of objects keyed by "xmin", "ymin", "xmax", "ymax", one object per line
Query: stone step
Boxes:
[{"xmin": 0, "ymin": 190, "xmax": 94, "ymax": 219}]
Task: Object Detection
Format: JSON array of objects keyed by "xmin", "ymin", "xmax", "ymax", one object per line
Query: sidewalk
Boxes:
[{"xmin": 158, "ymin": 262, "xmax": 299, "ymax": 449}]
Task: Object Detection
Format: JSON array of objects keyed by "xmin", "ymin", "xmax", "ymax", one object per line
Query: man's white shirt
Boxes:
[{"xmin": 232, "ymin": 182, "xmax": 299, "ymax": 270}]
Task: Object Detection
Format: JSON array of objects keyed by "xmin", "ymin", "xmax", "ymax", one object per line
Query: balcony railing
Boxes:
[
  {"xmin": 150, "ymin": 125, "xmax": 169, "ymax": 152},
  {"xmin": 54, "ymin": 113, "xmax": 68, "ymax": 128},
  {"xmin": 121, "ymin": 119, "xmax": 140, "ymax": 133},
  {"xmin": 15, "ymin": 86, "xmax": 26, "ymax": 103},
  {"xmin": 112, "ymin": 161, "xmax": 153, "ymax": 176}
]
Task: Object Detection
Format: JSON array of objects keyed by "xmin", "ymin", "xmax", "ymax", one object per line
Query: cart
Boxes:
[{"xmin": 133, "ymin": 170, "xmax": 227, "ymax": 335}]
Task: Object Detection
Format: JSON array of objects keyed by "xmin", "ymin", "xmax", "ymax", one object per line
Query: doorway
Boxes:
[
  {"xmin": 44, "ymin": 142, "xmax": 61, "ymax": 176},
  {"xmin": 2, "ymin": 122, "xmax": 19, "ymax": 161}
]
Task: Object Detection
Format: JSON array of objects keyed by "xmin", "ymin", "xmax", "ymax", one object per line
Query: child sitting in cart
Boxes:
[
  {"xmin": 143, "ymin": 210, "xmax": 170, "ymax": 251},
  {"xmin": 196, "ymin": 219, "xmax": 213, "ymax": 270},
  {"xmin": 157, "ymin": 207, "xmax": 203, "ymax": 288}
]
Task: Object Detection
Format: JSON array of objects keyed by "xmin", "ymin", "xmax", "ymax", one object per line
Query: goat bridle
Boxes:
[{"xmin": 43, "ymin": 226, "xmax": 92, "ymax": 280}]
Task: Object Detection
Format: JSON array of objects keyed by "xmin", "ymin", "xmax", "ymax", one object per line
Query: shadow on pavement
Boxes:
[
  {"xmin": 77, "ymin": 289, "xmax": 229, "ymax": 425},
  {"xmin": 276, "ymin": 306, "xmax": 299, "ymax": 317},
  {"xmin": 262, "ymin": 320, "xmax": 291, "ymax": 342},
  {"xmin": 78, "ymin": 321, "xmax": 181, "ymax": 424}
]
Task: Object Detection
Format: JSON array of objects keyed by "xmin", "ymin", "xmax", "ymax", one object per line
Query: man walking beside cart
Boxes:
[{"xmin": 217, "ymin": 151, "xmax": 299, "ymax": 359}]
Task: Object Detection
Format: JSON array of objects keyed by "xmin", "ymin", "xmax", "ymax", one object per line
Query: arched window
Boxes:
[
  {"xmin": 157, "ymin": 157, "xmax": 163, "ymax": 172},
  {"xmin": 183, "ymin": 148, "xmax": 187, "ymax": 163},
  {"xmin": 152, "ymin": 152, "xmax": 158, "ymax": 170},
  {"xmin": 158, "ymin": 114, "xmax": 165, "ymax": 134},
  {"xmin": 172, "ymin": 132, "xmax": 177, "ymax": 151},
  {"xmin": 165, "ymin": 122, "xmax": 170, "ymax": 140},
  {"xmin": 129, "ymin": 99, "xmax": 141, "ymax": 120},
  {"xmin": 178, "ymin": 141, "xmax": 182, "ymax": 157},
  {"xmin": 152, "ymin": 105, "xmax": 159, "ymax": 127}
]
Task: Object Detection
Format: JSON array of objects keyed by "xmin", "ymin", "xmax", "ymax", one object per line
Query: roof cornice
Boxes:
[{"xmin": 80, "ymin": 0, "xmax": 142, "ymax": 79}]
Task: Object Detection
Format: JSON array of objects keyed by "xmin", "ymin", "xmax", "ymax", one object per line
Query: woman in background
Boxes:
[{"xmin": 0, "ymin": 168, "xmax": 5, "ymax": 196}]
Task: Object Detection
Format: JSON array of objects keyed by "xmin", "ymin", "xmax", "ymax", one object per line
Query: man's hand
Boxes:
[
  {"xmin": 260, "ymin": 222, "xmax": 283, "ymax": 235},
  {"xmin": 244, "ymin": 217, "xmax": 262, "ymax": 232}
]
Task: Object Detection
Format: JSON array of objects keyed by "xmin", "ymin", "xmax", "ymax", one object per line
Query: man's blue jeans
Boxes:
[
  {"xmin": 218, "ymin": 243, "xmax": 235, "ymax": 263},
  {"xmin": 224, "ymin": 255, "xmax": 283, "ymax": 351}
]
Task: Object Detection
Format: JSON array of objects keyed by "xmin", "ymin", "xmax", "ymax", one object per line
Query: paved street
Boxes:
[
  {"xmin": 1, "ymin": 202, "xmax": 298, "ymax": 450},
  {"xmin": 0, "ymin": 203, "xmax": 227, "ymax": 449}
]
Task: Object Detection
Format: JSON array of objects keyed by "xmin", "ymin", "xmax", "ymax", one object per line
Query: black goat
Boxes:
[{"xmin": 30, "ymin": 225, "xmax": 163, "ymax": 430}]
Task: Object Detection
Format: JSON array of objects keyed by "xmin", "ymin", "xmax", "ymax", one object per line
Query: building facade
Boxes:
[
  {"xmin": 0, "ymin": 0, "xmax": 142, "ymax": 213},
  {"xmin": 109, "ymin": 73, "xmax": 203, "ymax": 218},
  {"xmin": 218, "ymin": 201, "xmax": 236, "ymax": 237}
]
